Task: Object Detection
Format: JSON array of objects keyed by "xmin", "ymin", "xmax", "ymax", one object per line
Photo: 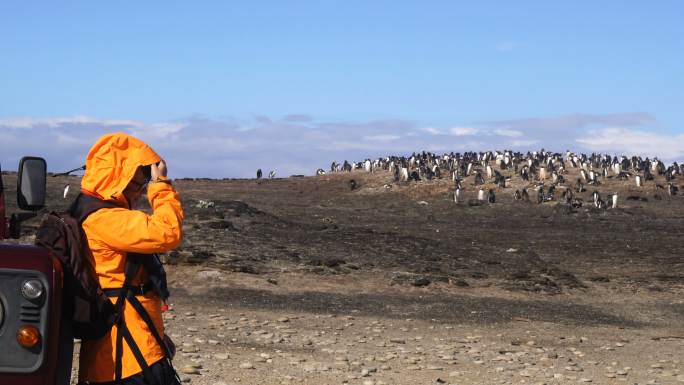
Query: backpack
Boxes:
[
  {"xmin": 36, "ymin": 193, "xmax": 179, "ymax": 384},
  {"xmin": 35, "ymin": 194, "xmax": 119, "ymax": 339}
]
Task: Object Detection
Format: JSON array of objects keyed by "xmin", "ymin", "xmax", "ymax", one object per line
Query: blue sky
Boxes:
[{"xmin": 1, "ymin": 1, "xmax": 683, "ymax": 177}]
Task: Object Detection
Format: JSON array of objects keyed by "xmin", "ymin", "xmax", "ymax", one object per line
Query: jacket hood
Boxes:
[{"xmin": 81, "ymin": 132, "xmax": 161, "ymax": 206}]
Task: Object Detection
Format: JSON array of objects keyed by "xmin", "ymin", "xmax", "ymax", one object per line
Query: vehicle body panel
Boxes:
[{"xmin": 0, "ymin": 245, "xmax": 62, "ymax": 385}]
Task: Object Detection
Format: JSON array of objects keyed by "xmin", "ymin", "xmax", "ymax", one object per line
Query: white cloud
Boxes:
[
  {"xmin": 449, "ymin": 127, "xmax": 479, "ymax": 136},
  {"xmin": 363, "ymin": 134, "xmax": 402, "ymax": 142},
  {"xmin": 576, "ymin": 127, "xmax": 684, "ymax": 160},
  {"xmin": 419, "ymin": 127, "xmax": 443, "ymax": 135},
  {"xmin": 1, "ymin": 113, "xmax": 681, "ymax": 178},
  {"xmin": 510, "ymin": 139, "xmax": 539, "ymax": 147},
  {"xmin": 494, "ymin": 129, "xmax": 523, "ymax": 137}
]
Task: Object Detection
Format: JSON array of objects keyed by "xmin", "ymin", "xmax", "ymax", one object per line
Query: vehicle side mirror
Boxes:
[{"xmin": 17, "ymin": 157, "xmax": 47, "ymax": 211}]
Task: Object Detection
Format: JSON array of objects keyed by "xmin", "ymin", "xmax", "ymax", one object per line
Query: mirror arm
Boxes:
[{"xmin": 9, "ymin": 212, "xmax": 38, "ymax": 239}]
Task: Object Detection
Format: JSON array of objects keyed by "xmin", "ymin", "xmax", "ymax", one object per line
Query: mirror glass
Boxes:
[{"xmin": 17, "ymin": 157, "xmax": 47, "ymax": 211}]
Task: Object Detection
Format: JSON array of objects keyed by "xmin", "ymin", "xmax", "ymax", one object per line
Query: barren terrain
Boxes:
[{"xmin": 3, "ymin": 162, "xmax": 684, "ymax": 385}]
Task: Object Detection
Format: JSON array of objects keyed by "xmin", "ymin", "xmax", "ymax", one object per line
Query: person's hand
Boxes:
[{"xmin": 151, "ymin": 160, "xmax": 168, "ymax": 180}]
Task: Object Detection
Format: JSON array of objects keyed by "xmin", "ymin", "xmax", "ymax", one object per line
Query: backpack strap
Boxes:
[
  {"xmin": 124, "ymin": 254, "xmax": 174, "ymax": 358},
  {"xmin": 114, "ymin": 254, "xmax": 174, "ymax": 384},
  {"xmin": 114, "ymin": 252, "xmax": 142, "ymax": 382},
  {"xmin": 68, "ymin": 193, "xmax": 120, "ymax": 224}
]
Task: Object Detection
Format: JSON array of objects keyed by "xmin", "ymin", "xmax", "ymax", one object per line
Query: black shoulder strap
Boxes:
[
  {"xmin": 115, "ymin": 254, "xmax": 174, "ymax": 384},
  {"xmin": 68, "ymin": 193, "xmax": 119, "ymax": 224}
]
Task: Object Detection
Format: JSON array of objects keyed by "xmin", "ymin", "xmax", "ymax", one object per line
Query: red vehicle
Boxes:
[{"xmin": 0, "ymin": 157, "xmax": 68, "ymax": 385}]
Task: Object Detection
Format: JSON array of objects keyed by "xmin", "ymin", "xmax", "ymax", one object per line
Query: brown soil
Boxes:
[{"xmin": 2, "ymin": 165, "xmax": 684, "ymax": 384}]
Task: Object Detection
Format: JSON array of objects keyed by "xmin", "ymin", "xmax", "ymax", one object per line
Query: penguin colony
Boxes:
[{"xmin": 325, "ymin": 150, "xmax": 683, "ymax": 208}]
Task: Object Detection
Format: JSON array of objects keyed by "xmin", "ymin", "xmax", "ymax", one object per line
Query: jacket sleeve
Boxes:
[{"xmin": 82, "ymin": 181, "xmax": 184, "ymax": 253}]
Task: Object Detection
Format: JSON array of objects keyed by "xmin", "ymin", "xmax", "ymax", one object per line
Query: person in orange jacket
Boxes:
[{"xmin": 77, "ymin": 132, "xmax": 184, "ymax": 384}]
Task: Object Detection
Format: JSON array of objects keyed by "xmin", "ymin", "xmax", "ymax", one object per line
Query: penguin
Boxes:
[
  {"xmin": 575, "ymin": 178, "xmax": 585, "ymax": 193},
  {"xmin": 349, "ymin": 179, "xmax": 358, "ymax": 190},
  {"xmin": 63, "ymin": 184, "xmax": 70, "ymax": 199},
  {"xmin": 592, "ymin": 191, "xmax": 601, "ymax": 207},
  {"xmin": 580, "ymin": 169, "xmax": 588, "ymax": 181},
  {"xmin": 521, "ymin": 188, "xmax": 530, "ymax": 202},
  {"xmin": 256, "ymin": 169, "xmax": 262, "ymax": 179},
  {"xmin": 401, "ymin": 167, "xmax": 409, "ymax": 181},
  {"xmin": 316, "ymin": 168, "xmax": 326, "ymax": 176},
  {"xmin": 644, "ymin": 168, "xmax": 654, "ymax": 181},
  {"xmin": 487, "ymin": 189, "xmax": 496, "ymax": 203},
  {"xmin": 635, "ymin": 174, "xmax": 642, "ymax": 187},
  {"xmin": 563, "ymin": 188, "xmax": 574, "ymax": 204},
  {"xmin": 537, "ymin": 186, "xmax": 544, "ymax": 204},
  {"xmin": 477, "ymin": 188, "xmax": 486, "ymax": 201},
  {"xmin": 668, "ymin": 183, "xmax": 678, "ymax": 196},
  {"xmin": 596, "ymin": 197, "xmax": 606, "ymax": 209},
  {"xmin": 611, "ymin": 193, "xmax": 618, "ymax": 208},
  {"xmin": 497, "ymin": 175, "xmax": 506, "ymax": 188},
  {"xmin": 453, "ymin": 187, "xmax": 461, "ymax": 203},
  {"xmin": 539, "ymin": 167, "xmax": 547, "ymax": 181},
  {"xmin": 409, "ymin": 170, "xmax": 420, "ymax": 181},
  {"xmin": 546, "ymin": 185, "xmax": 556, "ymax": 201},
  {"xmin": 268, "ymin": 170, "xmax": 276, "ymax": 179},
  {"xmin": 513, "ymin": 189, "xmax": 521, "ymax": 201}
]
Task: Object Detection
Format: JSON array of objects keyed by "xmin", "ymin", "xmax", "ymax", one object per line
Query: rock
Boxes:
[
  {"xmin": 411, "ymin": 276, "xmax": 431, "ymax": 287},
  {"xmin": 214, "ymin": 353, "xmax": 230, "ymax": 360},
  {"xmin": 195, "ymin": 200, "xmax": 215, "ymax": 208},
  {"xmin": 239, "ymin": 362, "xmax": 254, "ymax": 369},
  {"xmin": 181, "ymin": 365, "xmax": 201, "ymax": 375}
]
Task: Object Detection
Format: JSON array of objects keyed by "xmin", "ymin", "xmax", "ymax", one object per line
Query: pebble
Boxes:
[
  {"xmin": 239, "ymin": 362, "xmax": 255, "ymax": 369},
  {"xmin": 181, "ymin": 365, "xmax": 201, "ymax": 375}
]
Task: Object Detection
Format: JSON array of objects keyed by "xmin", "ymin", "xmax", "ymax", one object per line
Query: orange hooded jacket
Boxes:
[{"xmin": 77, "ymin": 132, "xmax": 184, "ymax": 383}]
